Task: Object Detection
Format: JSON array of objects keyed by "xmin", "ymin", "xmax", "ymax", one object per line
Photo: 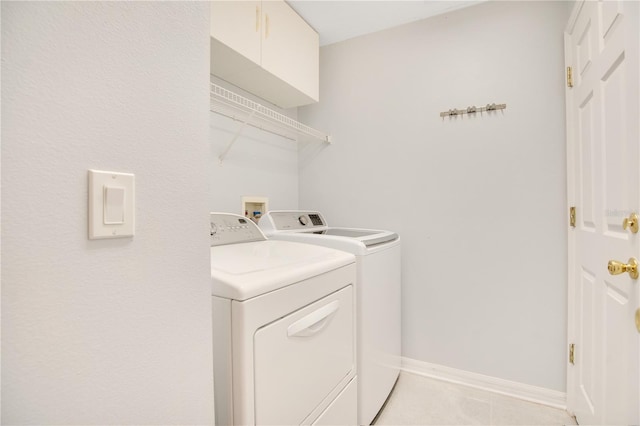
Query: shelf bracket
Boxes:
[{"xmin": 218, "ymin": 109, "xmax": 256, "ymax": 164}]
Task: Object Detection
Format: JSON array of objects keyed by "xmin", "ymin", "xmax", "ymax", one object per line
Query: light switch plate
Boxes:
[{"xmin": 88, "ymin": 170, "xmax": 135, "ymax": 239}]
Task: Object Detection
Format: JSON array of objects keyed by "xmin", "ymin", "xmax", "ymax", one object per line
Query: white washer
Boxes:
[
  {"xmin": 210, "ymin": 213, "xmax": 357, "ymax": 426},
  {"xmin": 259, "ymin": 211, "xmax": 401, "ymax": 425}
]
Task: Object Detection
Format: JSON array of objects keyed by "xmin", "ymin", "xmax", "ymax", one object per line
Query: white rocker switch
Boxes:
[{"xmin": 104, "ymin": 186, "xmax": 125, "ymax": 224}]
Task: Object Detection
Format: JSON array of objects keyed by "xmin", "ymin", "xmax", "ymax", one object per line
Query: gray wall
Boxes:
[
  {"xmin": 2, "ymin": 2, "xmax": 214, "ymax": 423},
  {"xmin": 299, "ymin": 1, "xmax": 569, "ymax": 391}
]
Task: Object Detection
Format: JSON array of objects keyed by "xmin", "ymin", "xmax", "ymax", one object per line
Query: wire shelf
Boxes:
[{"xmin": 210, "ymin": 83, "xmax": 331, "ymax": 145}]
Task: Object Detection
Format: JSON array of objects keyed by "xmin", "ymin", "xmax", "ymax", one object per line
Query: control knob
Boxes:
[{"xmin": 298, "ymin": 215, "xmax": 309, "ymax": 226}]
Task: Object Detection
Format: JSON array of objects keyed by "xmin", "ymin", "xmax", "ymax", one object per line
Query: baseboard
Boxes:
[{"xmin": 401, "ymin": 357, "xmax": 567, "ymax": 410}]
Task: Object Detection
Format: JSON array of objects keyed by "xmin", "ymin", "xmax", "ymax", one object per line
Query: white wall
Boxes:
[
  {"xmin": 2, "ymin": 2, "xmax": 214, "ymax": 424},
  {"xmin": 209, "ymin": 79, "xmax": 299, "ymax": 214},
  {"xmin": 299, "ymin": 1, "xmax": 569, "ymax": 391}
]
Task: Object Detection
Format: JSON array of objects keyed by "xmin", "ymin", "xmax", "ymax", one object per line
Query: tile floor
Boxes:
[{"xmin": 373, "ymin": 372, "xmax": 577, "ymax": 425}]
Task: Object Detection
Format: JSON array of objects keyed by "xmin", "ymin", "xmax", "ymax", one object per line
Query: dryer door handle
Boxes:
[{"xmin": 287, "ymin": 300, "xmax": 340, "ymax": 338}]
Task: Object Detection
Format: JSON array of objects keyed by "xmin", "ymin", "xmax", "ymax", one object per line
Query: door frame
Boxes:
[{"xmin": 563, "ymin": 0, "xmax": 582, "ymax": 416}]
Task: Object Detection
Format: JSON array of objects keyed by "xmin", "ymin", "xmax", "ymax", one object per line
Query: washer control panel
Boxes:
[
  {"xmin": 210, "ymin": 212, "xmax": 266, "ymax": 246},
  {"xmin": 261, "ymin": 211, "xmax": 327, "ymax": 232}
]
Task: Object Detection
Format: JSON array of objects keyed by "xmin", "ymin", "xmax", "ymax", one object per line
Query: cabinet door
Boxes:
[
  {"xmin": 261, "ymin": 0, "xmax": 319, "ymax": 102},
  {"xmin": 211, "ymin": 0, "xmax": 262, "ymax": 67}
]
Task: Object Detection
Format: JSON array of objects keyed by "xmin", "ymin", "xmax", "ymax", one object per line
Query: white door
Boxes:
[{"xmin": 565, "ymin": 1, "xmax": 639, "ymax": 425}]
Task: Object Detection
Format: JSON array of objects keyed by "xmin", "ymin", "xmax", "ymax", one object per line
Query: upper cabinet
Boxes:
[
  {"xmin": 211, "ymin": 1, "xmax": 262, "ymax": 67},
  {"xmin": 210, "ymin": 0, "xmax": 319, "ymax": 109}
]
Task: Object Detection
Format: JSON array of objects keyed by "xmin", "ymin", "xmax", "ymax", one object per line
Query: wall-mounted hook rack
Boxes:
[{"xmin": 440, "ymin": 103, "xmax": 507, "ymax": 118}]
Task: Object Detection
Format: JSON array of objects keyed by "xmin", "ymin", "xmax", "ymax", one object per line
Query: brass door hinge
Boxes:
[
  {"xmin": 570, "ymin": 207, "xmax": 576, "ymax": 227},
  {"xmin": 567, "ymin": 66, "xmax": 573, "ymax": 88},
  {"xmin": 569, "ymin": 343, "xmax": 575, "ymax": 365}
]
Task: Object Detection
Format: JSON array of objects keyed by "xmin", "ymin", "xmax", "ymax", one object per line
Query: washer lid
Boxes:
[
  {"xmin": 259, "ymin": 211, "xmax": 398, "ymax": 248},
  {"xmin": 211, "ymin": 240, "xmax": 355, "ymax": 300},
  {"xmin": 315, "ymin": 228, "xmax": 398, "ymax": 247}
]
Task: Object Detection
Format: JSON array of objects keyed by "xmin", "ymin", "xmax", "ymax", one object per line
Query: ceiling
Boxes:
[{"xmin": 288, "ymin": 1, "xmax": 485, "ymax": 46}]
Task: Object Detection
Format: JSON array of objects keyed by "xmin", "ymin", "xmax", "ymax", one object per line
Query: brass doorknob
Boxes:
[
  {"xmin": 607, "ymin": 258, "xmax": 639, "ymax": 279},
  {"xmin": 623, "ymin": 213, "xmax": 639, "ymax": 233}
]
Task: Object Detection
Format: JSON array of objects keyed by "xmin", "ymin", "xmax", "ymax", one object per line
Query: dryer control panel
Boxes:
[{"xmin": 210, "ymin": 212, "xmax": 266, "ymax": 246}]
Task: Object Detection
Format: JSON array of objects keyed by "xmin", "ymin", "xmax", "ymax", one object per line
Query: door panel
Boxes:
[
  {"xmin": 578, "ymin": 268, "xmax": 596, "ymax": 416},
  {"xmin": 577, "ymin": 19, "xmax": 593, "ymax": 78},
  {"xmin": 579, "ymin": 92, "xmax": 596, "ymax": 230},
  {"xmin": 604, "ymin": 279, "xmax": 631, "ymax": 424},
  {"xmin": 602, "ymin": 53, "xmax": 628, "ymax": 235},
  {"xmin": 600, "ymin": 2, "xmax": 622, "ymax": 41}
]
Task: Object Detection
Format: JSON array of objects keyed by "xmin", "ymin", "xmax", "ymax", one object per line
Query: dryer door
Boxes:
[{"xmin": 253, "ymin": 285, "xmax": 354, "ymax": 425}]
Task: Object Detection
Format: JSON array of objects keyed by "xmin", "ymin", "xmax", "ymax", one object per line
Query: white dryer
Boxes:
[
  {"xmin": 210, "ymin": 213, "xmax": 357, "ymax": 426},
  {"xmin": 259, "ymin": 211, "xmax": 401, "ymax": 425}
]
